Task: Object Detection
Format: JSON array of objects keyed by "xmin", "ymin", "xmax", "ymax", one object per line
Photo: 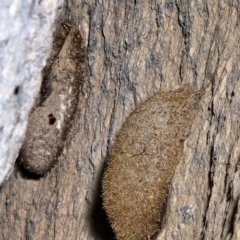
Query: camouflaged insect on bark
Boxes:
[
  {"xmin": 102, "ymin": 84, "xmax": 202, "ymax": 240},
  {"xmin": 19, "ymin": 22, "xmax": 85, "ymax": 175}
]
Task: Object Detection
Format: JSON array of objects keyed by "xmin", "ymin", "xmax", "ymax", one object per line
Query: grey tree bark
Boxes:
[
  {"xmin": 0, "ymin": 0, "xmax": 62, "ymax": 184},
  {"xmin": 0, "ymin": 1, "xmax": 240, "ymax": 240}
]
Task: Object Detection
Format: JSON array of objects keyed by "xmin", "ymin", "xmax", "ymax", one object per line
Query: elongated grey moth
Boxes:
[{"xmin": 19, "ymin": 22, "xmax": 85, "ymax": 175}]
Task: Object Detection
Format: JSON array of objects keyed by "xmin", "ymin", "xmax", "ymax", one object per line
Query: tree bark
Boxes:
[
  {"xmin": 0, "ymin": 1, "xmax": 240, "ymax": 240},
  {"xmin": 0, "ymin": 0, "xmax": 61, "ymax": 184}
]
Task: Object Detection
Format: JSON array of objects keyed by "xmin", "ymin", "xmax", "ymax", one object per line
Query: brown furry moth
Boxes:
[
  {"xmin": 18, "ymin": 22, "xmax": 85, "ymax": 175},
  {"xmin": 102, "ymin": 84, "xmax": 202, "ymax": 240}
]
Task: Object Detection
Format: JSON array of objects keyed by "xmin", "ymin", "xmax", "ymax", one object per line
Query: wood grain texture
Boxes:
[{"xmin": 0, "ymin": 1, "xmax": 240, "ymax": 240}]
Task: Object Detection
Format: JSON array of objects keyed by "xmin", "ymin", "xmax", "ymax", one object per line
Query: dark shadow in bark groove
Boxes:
[
  {"xmin": 15, "ymin": 159, "xmax": 42, "ymax": 180},
  {"xmin": 87, "ymin": 159, "xmax": 115, "ymax": 240}
]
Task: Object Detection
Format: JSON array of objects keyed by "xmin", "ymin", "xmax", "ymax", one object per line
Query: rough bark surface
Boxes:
[{"xmin": 0, "ymin": 1, "xmax": 240, "ymax": 240}]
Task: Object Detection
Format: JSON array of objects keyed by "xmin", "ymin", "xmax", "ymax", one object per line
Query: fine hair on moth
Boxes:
[
  {"xmin": 102, "ymin": 84, "xmax": 204, "ymax": 240},
  {"xmin": 18, "ymin": 21, "xmax": 85, "ymax": 175}
]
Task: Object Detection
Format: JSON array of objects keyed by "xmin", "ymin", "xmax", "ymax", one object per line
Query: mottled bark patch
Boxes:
[
  {"xmin": 102, "ymin": 84, "xmax": 202, "ymax": 240},
  {"xmin": 18, "ymin": 22, "xmax": 85, "ymax": 175}
]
